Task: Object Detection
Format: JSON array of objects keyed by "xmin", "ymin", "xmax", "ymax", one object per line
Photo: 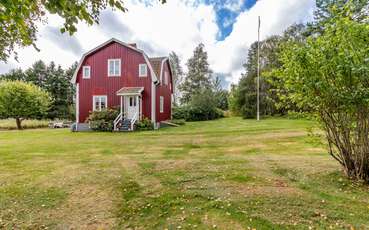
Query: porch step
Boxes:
[{"xmin": 117, "ymin": 119, "xmax": 133, "ymax": 131}]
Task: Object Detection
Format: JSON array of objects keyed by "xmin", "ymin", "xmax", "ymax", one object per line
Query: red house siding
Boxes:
[
  {"xmin": 156, "ymin": 60, "xmax": 172, "ymax": 121},
  {"xmin": 76, "ymin": 42, "xmax": 153, "ymax": 122}
]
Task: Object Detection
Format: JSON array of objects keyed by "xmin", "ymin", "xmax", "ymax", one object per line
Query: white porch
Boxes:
[{"xmin": 114, "ymin": 87, "xmax": 143, "ymax": 131}]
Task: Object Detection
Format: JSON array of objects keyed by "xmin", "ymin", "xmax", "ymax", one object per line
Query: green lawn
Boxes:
[{"xmin": 1, "ymin": 117, "xmax": 368, "ymax": 229}]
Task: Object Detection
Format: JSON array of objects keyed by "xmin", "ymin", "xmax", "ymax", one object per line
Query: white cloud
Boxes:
[{"xmin": 0, "ymin": 0, "xmax": 315, "ymax": 87}]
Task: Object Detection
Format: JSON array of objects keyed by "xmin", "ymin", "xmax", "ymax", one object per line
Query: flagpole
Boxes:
[{"xmin": 257, "ymin": 16, "xmax": 260, "ymax": 121}]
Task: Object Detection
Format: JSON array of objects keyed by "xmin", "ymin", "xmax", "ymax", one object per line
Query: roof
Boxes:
[
  {"xmin": 71, "ymin": 38, "xmax": 159, "ymax": 84},
  {"xmin": 149, "ymin": 57, "xmax": 167, "ymax": 78},
  {"xmin": 116, "ymin": 87, "xmax": 144, "ymax": 96}
]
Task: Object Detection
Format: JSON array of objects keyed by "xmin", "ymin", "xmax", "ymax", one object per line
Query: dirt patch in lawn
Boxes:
[{"xmin": 50, "ymin": 184, "xmax": 116, "ymax": 229}]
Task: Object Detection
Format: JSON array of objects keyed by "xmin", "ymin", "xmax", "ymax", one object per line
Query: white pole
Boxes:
[{"xmin": 257, "ymin": 16, "xmax": 260, "ymax": 121}]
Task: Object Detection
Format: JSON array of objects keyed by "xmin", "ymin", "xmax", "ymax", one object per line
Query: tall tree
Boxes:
[
  {"xmin": 180, "ymin": 43, "xmax": 213, "ymax": 104},
  {"xmin": 169, "ymin": 52, "xmax": 184, "ymax": 106},
  {"xmin": 24, "ymin": 60, "xmax": 48, "ymax": 87},
  {"xmin": 0, "ymin": 0, "xmax": 166, "ymax": 61}
]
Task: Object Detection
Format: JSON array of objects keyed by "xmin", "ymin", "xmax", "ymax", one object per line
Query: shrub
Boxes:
[
  {"xmin": 172, "ymin": 106, "xmax": 188, "ymax": 120},
  {"xmin": 86, "ymin": 108, "xmax": 119, "ymax": 131},
  {"xmin": 136, "ymin": 117, "xmax": 153, "ymax": 131}
]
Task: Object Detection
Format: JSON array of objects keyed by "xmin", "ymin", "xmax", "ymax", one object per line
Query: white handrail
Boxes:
[
  {"xmin": 113, "ymin": 111, "xmax": 123, "ymax": 131},
  {"xmin": 130, "ymin": 111, "xmax": 138, "ymax": 131}
]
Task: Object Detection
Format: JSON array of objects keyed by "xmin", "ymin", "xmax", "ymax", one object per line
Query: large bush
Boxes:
[
  {"xmin": 86, "ymin": 108, "xmax": 119, "ymax": 131},
  {"xmin": 276, "ymin": 6, "xmax": 369, "ymax": 182},
  {"xmin": 173, "ymin": 90, "xmax": 224, "ymax": 121},
  {"xmin": 0, "ymin": 80, "xmax": 51, "ymax": 129}
]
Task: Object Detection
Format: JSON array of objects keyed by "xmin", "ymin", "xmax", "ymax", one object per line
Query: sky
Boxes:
[{"xmin": 0, "ymin": 0, "xmax": 316, "ymax": 88}]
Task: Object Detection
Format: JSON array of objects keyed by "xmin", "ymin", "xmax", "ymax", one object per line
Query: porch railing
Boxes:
[
  {"xmin": 113, "ymin": 111, "xmax": 123, "ymax": 131},
  {"xmin": 131, "ymin": 111, "xmax": 138, "ymax": 131}
]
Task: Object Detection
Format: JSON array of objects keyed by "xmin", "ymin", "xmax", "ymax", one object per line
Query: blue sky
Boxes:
[{"xmin": 204, "ymin": 0, "xmax": 257, "ymax": 40}]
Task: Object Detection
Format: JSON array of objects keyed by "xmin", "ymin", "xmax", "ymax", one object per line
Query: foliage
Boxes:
[
  {"xmin": 169, "ymin": 52, "xmax": 184, "ymax": 106},
  {"xmin": 213, "ymin": 76, "xmax": 229, "ymax": 110},
  {"xmin": 0, "ymin": 60, "xmax": 76, "ymax": 120},
  {"xmin": 173, "ymin": 90, "xmax": 224, "ymax": 121},
  {"xmin": 0, "ymin": 81, "xmax": 51, "ymax": 129},
  {"xmin": 0, "ymin": 0, "xmax": 165, "ymax": 61},
  {"xmin": 86, "ymin": 108, "xmax": 119, "ymax": 132},
  {"xmin": 180, "ymin": 43, "xmax": 213, "ymax": 104},
  {"xmin": 136, "ymin": 117, "xmax": 154, "ymax": 131},
  {"xmin": 309, "ymin": 0, "xmax": 369, "ymax": 33},
  {"xmin": 276, "ymin": 4, "xmax": 369, "ymax": 181}
]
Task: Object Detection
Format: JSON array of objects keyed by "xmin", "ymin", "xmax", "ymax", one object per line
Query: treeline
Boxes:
[
  {"xmin": 0, "ymin": 61, "xmax": 77, "ymax": 120},
  {"xmin": 229, "ymin": 0, "xmax": 369, "ymax": 119}
]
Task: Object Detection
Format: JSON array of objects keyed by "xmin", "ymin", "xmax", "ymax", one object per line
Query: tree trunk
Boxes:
[{"xmin": 15, "ymin": 118, "xmax": 23, "ymax": 130}]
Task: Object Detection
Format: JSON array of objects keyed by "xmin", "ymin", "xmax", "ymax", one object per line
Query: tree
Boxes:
[
  {"xmin": 309, "ymin": 0, "xmax": 368, "ymax": 33},
  {"xmin": 0, "ymin": 81, "xmax": 51, "ymax": 129},
  {"xmin": 180, "ymin": 43, "xmax": 213, "ymax": 104},
  {"xmin": 0, "ymin": 68, "xmax": 26, "ymax": 81},
  {"xmin": 213, "ymin": 76, "xmax": 229, "ymax": 110},
  {"xmin": 0, "ymin": 0, "xmax": 166, "ymax": 61},
  {"xmin": 276, "ymin": 5, "xmax": 369, "ymax": 181},
  {"xmin": 169, "ymin": 52, "xmax": 184, "ymax": 105},
  {"xmin": 0, "ymin": 60, "xmax": 76, "ymax": 119}
]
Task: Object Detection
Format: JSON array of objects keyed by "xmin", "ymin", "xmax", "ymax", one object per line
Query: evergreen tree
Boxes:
[
  {"xmin": 24, "ymin": 60, "xmax": 48, "ymax": 87},
  {"xmin": 180, "ymin": 43, "xmax": 213, "ymax": 104},
  {"xmin": 169, "ymin": 52, "xmax": 184, "ymax": 106}
]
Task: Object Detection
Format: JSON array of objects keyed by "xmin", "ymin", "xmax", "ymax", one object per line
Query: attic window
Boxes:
[
  {"xmin": 139, "ymin": 64, "xmax": 147, "ymax": 77},
  {"xmin": 82, "ymin": 66, "xmax": 90, "ymax": 79}
]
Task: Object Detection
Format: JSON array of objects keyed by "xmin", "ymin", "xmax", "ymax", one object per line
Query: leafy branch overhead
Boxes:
[{"xmin": 0, "ymin": 0, "xmax": 166, "ymax": 61}]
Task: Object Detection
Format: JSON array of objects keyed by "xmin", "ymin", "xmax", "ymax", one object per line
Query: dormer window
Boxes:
[
  {"xmin": 139, "ymin": 64, "xmax": 147, "ymax": 77},
  {"xmin": 82, "ymin": 66, "xmax": 90, "ymax": 79},
  {"xmin": 108, "ymin": 59, "xmax": 121, "ymax": 77}
]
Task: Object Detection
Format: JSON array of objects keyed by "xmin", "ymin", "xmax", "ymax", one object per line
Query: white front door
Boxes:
[{"xmin": 126, "ymin": 96, "xmax": 139, "ymax": 120}]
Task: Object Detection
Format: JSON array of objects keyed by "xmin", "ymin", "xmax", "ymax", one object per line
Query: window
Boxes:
[
  {"xmin": 82, "ymin": 66, "xmax": 90, "ymax": 79},
  {"xmin": 93, "ymin": 95, "xmax": 107, "ymax": 111},
  {"xmin": 164, "ymin": 71, "xmax": 169, "ymax": 85},
  {"xmin": 139, "ymin": 64, "xmax": 147, "ymax": 77},
  {"xmin": 108, "ymin": 59, "xmax": 121, "ymax": 76},
  {"xmin": 160, "ymin": 96, "xmax": 164, "ymax": 113},
  {"xmin": 129, "ymin": 97, "xmax": 137, "ymax": 106}
]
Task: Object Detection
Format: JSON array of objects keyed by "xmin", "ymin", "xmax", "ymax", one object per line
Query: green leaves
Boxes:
[{"xmin": 0, "ymin": 81, "xmax": 51, "ymax": 127}]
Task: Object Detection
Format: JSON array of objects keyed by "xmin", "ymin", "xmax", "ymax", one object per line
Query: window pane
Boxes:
[
  {"xmin": 109, "ymin": 61, "xmax": 114, "ymax": 75},
  {"xmin": 95, "ymin": 99, "xmax": 100, "ymax": 111},
  {"xmin": 114, "ymin": 60, "xmax": 120, "ymax": 75},
  {"xmin": 130, "ymin": 97, "xmax": 133, "ymax": 106}
]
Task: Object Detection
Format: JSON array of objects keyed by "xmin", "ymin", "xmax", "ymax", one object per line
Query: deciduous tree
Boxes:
[{"xmin": 0, "ymin": 81, "xmax": 51, "ymax": 129}]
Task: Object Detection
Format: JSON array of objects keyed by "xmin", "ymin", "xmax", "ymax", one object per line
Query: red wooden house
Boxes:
[{"xmin": 71, "ymin": 38, "xmax": 173, "ymax": 131}]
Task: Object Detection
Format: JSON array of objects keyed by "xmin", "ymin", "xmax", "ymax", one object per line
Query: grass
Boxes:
[
  {"xmin": 0, "ymin": 117, "xmax": 369, "ymax": 229},
  {"xmin": 0, "ymin": 119, "xmax": 50, "ymax": 130}
]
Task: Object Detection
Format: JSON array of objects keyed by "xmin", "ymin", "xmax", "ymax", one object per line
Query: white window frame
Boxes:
[
  {"xmin": 139, "ymin": 64, "xmax": 147, "ymax": 77},
  {"xmin": 160, "ymin": 96, "xmax": 164, "ymax": 113},
  {"xmin": 108, "ymin": 59, "xmax": 121, "ymax": 77},
  {"xmin": 82, "ymin": 66, "xmax": 91, "ymax": 79},
  {"xmin": 93, "ymin": 95, "xmax": 108, "ymax": 111}
]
